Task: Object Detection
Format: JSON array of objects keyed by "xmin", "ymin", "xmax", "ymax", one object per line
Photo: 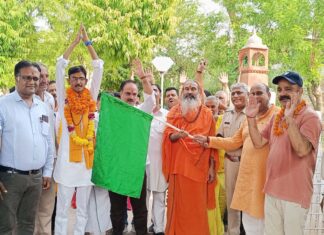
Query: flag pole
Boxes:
[{"xmin": 153, "ymin": 116, "xmax": 194, "ymax": 139}]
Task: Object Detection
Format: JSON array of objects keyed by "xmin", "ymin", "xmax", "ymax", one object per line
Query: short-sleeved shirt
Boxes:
[
  {"xmin": 261, "ymin": 105, "xmax": 322, "ymax": 208},
  {"xmin": 217, "ymin": 109, "xmax": 245, "ymax": 157}
]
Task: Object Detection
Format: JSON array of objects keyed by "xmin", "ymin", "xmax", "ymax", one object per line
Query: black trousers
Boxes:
[{"xmin": 109, "ymin": 175, "xmax": 147, "ymax": 235}]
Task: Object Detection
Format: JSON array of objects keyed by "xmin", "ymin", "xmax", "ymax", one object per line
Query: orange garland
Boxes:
[
  {"xmin": 65, "ymin": 88, "xmax": 96, "ymax": 115},
  {"xmin": 273, "ymin": 100, "xmax": 306, "ymax": 136},
  {"xmin": 64, "ymin": 88, "xmax": 96, "ymax": 146}
]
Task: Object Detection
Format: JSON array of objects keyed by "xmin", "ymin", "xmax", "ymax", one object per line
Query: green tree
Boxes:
[
  {"xmin": 0, "ymin": 0, "xmax": 39, "ymax": 90},
  {"xmin": 0, "ymin": 0, "xmax": 180, "ymax": 91}
]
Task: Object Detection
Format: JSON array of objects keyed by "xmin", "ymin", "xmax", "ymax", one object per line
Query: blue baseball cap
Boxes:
[{"xmin": 272, "ymin": 71, "xmax": 303, "ymax": 87}]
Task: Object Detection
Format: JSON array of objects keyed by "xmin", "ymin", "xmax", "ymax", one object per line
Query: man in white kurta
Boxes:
[
  {"xmin": 146, "ymin": 84, "xmax": 168, "ymax": 234},
  {"xmin": 34, "ymin": 63, "xmax": 57, "ymax": 235},
  {"xmin": 53, "ymin": 26, "xmax": 104, "ymax": 235}
]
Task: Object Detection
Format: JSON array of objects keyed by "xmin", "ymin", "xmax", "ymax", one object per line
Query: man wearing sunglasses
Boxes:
[{"xmin": 0, "ymin": 61, "xmax": 54, "ymax": 234}]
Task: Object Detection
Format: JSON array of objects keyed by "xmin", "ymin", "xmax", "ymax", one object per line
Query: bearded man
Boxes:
[{"xmin": 162, "ymin": 80, "xmax": 217, "ymax": 235}]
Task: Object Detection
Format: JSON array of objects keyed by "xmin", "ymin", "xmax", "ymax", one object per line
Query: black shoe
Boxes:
[
  {"xmin": 153, "ymin": 233, "xmax": 164, "ymax": 235},
  {"xmin": 148, "ymin": 224, "xmax": 154, "ymax": 233}
]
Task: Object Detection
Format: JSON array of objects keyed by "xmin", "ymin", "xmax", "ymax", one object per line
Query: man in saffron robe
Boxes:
[{"xmin": 162, "ymin": 80, "xmax": 217, "ymax": 235}]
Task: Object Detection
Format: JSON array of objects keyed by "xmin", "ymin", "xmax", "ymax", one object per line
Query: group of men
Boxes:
[{"xmin": 0, "ymin": 24, "xmax": 322, "ymax": 235}]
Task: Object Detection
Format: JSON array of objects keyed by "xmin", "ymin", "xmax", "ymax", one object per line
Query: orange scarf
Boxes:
[
  {"xmin": 57, "ymin": 117, "xmax": 95, "ymax": 169},
  {"xmin": 68, "ymin": 111, "xmax": 94, "ymax": 169}
]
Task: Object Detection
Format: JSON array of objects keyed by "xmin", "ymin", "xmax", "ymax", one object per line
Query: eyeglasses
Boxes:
[
  {"xmin": 70, "ymin": 76, "xmax": 87, "ymax": 82},
  {"xmin": 18, "ymin": 75, "xmax": 40, "ymax": 82}
]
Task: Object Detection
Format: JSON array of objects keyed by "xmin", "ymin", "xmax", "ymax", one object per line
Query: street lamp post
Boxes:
[{"xmin": 152, "ymin": 56, "xmax": 174, "ymax": 108}]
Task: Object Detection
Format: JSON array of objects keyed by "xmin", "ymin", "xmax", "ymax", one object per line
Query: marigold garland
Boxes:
[
  {"xmin": 273, "ymin": 100, "xmax": 306, "ymax": 136},
  {"xmin": 64, "ymin": 87, "xmax": 96, "ymax": 147},
  {"xmin": 65, "ymin": 88, "xmax": 96, "ymax": 115}
]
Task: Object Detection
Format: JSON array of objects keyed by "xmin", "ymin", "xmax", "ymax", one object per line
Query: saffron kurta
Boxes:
[
  {"xmin": 209, "ymin": 105, "xmax": 278, "ymax": 218},
  {"xmin": 162, "ymin": 104, "xmax": 216, "ymax": 235}
]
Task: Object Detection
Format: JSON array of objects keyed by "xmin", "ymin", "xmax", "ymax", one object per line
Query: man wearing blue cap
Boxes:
[{"xmin": 245, "ymin": 71, "xmax": 322, "ymax": 235}]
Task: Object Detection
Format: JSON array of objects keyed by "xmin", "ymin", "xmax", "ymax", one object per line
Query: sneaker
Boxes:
[
  {"xmin": 131, "ymin": 224, "xmax": 136, "ymax": 233},
  {"xmin": 123, "ymin": 224, "xmax": 128, "ymax": 233}
]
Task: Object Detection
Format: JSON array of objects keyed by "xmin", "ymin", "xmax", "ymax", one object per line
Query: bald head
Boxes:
[
  {"xmin": 251, "ymin": 83, "xmax": 270, "ymax": 93},
  {"xmin": 250, "ymin": 82, "xmax": 271, "ymax": 114}
]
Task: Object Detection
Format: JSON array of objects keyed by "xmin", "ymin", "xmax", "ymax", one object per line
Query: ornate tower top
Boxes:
[
  {"xmin": 238, "ymin": 31, "xmax": 269, "ymax": 86},
  {"xmin": 243, "ymin": 31, "xmax": 268, "ymax": 49}
]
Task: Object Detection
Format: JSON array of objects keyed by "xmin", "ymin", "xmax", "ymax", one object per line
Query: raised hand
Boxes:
[
  {"xmin": 80, "ymin": 24, "xmax": 90, "ymax": 42},
  {"xmin": 132, "ymin": 58, "xmax": 145, "ymax": 79},
  {"xmin": 197, "ymin": 59, "xmax": 207, "ymax": 73},
  {"xmin": 246, "ymin": 94, "xmax": 260, "ymax": 118},
  {"xmin": 218, "ymin": 72, "xmax": 228, "ymax": 85},
  {"xmin": 63, "ymin": 25, "xmax": 83, "ymax": 59},
  {"xmin": 284, "ymin": 92, "xmax": 298, "ymax": 118},
  {"xmin": 72, "ymin": 25, "xmax": 83, "ymax": 45},
  {"xmin": 179, "ymin": 71, "xmax": 187, "ymax": 84},
  {"xmin": 144, "ymin": 68, "xmax": 154, "ymax": 83}
]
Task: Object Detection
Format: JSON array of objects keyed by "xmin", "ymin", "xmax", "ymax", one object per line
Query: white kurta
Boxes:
[
  {"xmin": 53, "ymin": 56, "xmax": 104, "ymax": 187},
  {"xmin": 146, "ymin": 108, "xmax": 168, "ymax": 192}
]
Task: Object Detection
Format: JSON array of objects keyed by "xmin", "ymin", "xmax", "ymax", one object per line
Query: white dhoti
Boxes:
[{"xmin": 85, "ymin": 187, "xmax": 112, "ymax": 235}]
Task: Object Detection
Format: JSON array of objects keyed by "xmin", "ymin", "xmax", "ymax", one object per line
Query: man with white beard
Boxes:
[{"xmin": 162, "ymin": 80, "xmax": 217, "ymax": 235}]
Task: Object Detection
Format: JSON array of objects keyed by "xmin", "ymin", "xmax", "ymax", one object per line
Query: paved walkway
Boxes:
[{"xmin": 304, "ymin": 136, "xmax": 324, "ymax": 235}]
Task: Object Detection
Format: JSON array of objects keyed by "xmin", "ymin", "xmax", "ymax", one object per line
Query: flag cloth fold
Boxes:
[{"xmin": 92, "ymin": 93, "xmax": 153, "ymax": 198}]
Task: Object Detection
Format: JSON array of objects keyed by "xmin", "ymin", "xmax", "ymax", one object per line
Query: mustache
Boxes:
[
  {"xmin": 279, "ymin": 95, "xmax": 290, "ymax": 101},
  {"xmin": 183, "ymin": 94, "xmax": 196, "ymax": 100}
]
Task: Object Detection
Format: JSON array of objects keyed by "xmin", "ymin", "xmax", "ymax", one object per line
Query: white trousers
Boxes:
[
  {"xmin": 265, "ymin": 194, "xmax": 308, "ymax": 235},
  {"xmin": 147, "ymin": 190, "xmax": 166, "ymax": 233},
  {"xmin": 55, "ymin": 184, "xmax": 92, "ymax": 235},
  {"xmin": 242, "ymin": 212, "xmax": 264, "ymax": 235}
]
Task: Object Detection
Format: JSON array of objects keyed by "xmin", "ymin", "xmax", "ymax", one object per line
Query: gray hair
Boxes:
[
  {"xmin": 230, "ymin": 82, "xmax": 249, "ymax": 93},
  {"xmin": 205, "ymin": 95, "xmax": 219, "ymax": 103},
  {"xmin": 215, "ymin": 90, "xmax": 226, "ymax": 96}
]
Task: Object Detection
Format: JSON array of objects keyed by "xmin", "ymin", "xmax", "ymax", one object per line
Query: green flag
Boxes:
[{"xmin": 92, "ymin": 93, "xmax": 153, "ymax": 198}]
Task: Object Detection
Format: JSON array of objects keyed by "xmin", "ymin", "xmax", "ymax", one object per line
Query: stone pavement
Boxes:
[{"xmin": 304, "ymin": 136, "xmax": 324, "ymax": 235}]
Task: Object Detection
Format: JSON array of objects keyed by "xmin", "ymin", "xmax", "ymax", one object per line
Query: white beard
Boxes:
[{"xmin": 180, "ymin": 94, "xmax": 201, "ymax": 116}]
